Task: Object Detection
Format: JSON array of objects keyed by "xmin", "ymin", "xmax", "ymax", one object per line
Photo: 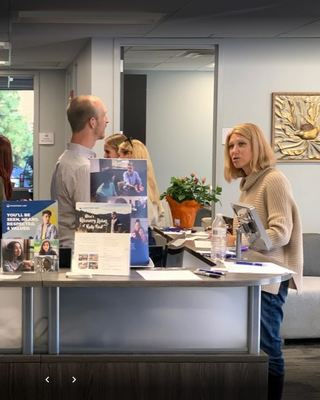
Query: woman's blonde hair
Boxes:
[
  {"xmin": 104, "ymin": 133, "xmax": 127, "ymax": 156},
  {"xmin": 118, "ymin": 138, "xmax": 133, "ymax": 158},
  {"xmin": 224, "ymin": 123, "xmax": 276, "ymax": 182},
  {"xmin": 120, "ymin": 139, "xmax": 162, "ymax": 210}
]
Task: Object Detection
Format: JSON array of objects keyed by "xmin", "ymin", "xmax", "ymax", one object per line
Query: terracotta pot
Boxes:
[{"xmin": 166, "ymin": 196, "xmax": 201, "ymax": 229}]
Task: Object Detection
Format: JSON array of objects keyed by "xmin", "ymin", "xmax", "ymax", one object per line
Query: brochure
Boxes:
[
  {"xmin": 1, "ymin": 200, "xmax": 59, "ymax": 272},
  {"xmin": 72, "ymin": 202, "xmax": 131, "ymax": 275},
  {"xmin": 90, "ymin": 158, "xmax": 149, "ymax": 266}
]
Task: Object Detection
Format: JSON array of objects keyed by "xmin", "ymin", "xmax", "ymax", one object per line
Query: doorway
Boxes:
[{"xmin": 121, "ymin": 46, "xmax": 216, "ymax": 193}]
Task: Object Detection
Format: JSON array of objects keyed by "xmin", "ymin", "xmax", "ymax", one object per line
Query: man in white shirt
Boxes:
[{"xmin": 51, "ymin": 95, "xmax": 109, "ymax": 248}]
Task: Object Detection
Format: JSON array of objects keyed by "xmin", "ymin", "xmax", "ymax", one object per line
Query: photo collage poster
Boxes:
[
  {"xmin": 73, "ymin": 202, "xmax": 131, "ymax": 275},
  {"xmin": 90, "ymin": 158, "xmax": 149, "ymax": 266},
  {"xmin": 1, "ymin": 200, "xmax": 59, "ymax": 272}
]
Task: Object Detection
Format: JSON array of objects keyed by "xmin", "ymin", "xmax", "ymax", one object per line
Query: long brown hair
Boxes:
[{"xmin": 0, "ymin": 135, "xmax": 13, "ymax": 199}]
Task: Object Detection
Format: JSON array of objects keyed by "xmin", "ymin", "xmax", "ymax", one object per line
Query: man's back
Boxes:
[{"xmin": 51, "ymin": 144, "xmax": 93, "ymax": 248}]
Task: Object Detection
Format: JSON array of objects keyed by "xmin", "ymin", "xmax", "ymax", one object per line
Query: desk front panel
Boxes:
[{"xmin": 59, "ymin": 286, "xmax": 248, "ymax": 353}]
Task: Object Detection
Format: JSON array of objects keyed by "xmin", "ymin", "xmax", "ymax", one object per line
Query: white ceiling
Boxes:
[{"xmin": 1, "ymin": 0, "xmax": 320, "ymax": 70}]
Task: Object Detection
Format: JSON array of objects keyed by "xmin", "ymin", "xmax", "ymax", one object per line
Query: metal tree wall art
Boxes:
[{"xmin": 272, "ymin": 93, "xmax": 320, "ymax": 162}]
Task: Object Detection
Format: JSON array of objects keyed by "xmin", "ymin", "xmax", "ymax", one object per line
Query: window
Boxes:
[{"xmin": 0, "ymin": 75, "xmax": 34, "ymax": 189}]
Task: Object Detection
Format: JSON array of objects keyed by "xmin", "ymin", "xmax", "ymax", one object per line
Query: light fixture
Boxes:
[
  {"xmin": 0, "ymin": 42, "xmax": 11, "ymax": 66},
  {"xmin": 17, "ymin": 11, "xmax": 163, "ymax": 25}
]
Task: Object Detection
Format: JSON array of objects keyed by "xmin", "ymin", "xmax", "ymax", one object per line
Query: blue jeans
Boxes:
[{"xmin": 260, "ymin": 280, "xmax": 289, "ymax": 377}]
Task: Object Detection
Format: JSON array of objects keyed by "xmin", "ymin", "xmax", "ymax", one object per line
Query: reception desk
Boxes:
[{"xmin": 0, "ymin": 249, "xmax": 291, "ymax": 400}]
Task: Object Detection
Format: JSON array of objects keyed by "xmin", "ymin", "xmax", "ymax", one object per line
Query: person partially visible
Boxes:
[
  {"xmin": 121, "ymin": 161, "xmax": 144, "ymax": 194},
  {"xmin": 0, "ymin": 135, "xmax": 13, "ymax": 201},
  {"xmin": 109, "ymin": 211, "xmax": 120, "ymax": 233},
  {"xmin": 104, "ymin": 133, "xmax": 127, "ymax": 158},
  {"xmin": 119, "ymin": 139, "xmax": 165, "ymax": 227},
  {"xmin": 39, "ymin": 240, "xmax": 58, "ymax": 256},
  {"xmin": 3, "ymin": 241, "xmax": 33, "ymax": 272},
  {"xmin": 138, "ymin": 226, "xmax": 148, "ymax": 244},
  {"xmin": 35, "ymin": 210, "xmax": 58, "ymax": 240},
  {"xmin": 51, "ymin": 95, "xmax": 109, "ymax": 248},
  {"xmin": 96, "ymin": 169, "xmax": 117, "ymax": 201},
  {"xmin": 224, "ymin": 122, "xmax": 303, "ymax": 400},
  {"xmin": 118, "ymin": 137, "xmax": 133, "ymax": 158}
]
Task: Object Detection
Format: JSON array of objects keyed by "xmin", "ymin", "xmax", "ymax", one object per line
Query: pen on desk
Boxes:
[
  {"xmin": 194, "ymin": 270, "xmax": 222, "ymax": 278},
  {"xmin": 198, "ymin": 268, "xmax": 225, "ymax": 276},
  {"xmin": 236, "ymin": 261, "xmax": 263, "ymax": 266}
]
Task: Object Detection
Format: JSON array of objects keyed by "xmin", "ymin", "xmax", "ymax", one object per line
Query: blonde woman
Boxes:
[
  {"xmin": 224, "ymin": 123, "xmax": 303, "ymax": 400},
  {"xmin": 119, "ymin": 139, "xmax": 166, "ymax": 227},
  {"xmin": 104, "ymin": 133, "xmax": 127, "ymax": 158}
]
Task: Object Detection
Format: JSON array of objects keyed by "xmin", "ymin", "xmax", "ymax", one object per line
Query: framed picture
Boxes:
[{"xmin": 272, "ymin": 92, "xmax": 320, "ymax": 162}]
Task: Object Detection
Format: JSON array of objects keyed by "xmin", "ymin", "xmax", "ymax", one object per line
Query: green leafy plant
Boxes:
[{"xmin": 160, "ymin": 173, "xmax": 222, "ymax": 207}]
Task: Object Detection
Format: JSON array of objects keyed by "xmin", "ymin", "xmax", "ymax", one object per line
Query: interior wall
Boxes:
[
  {"xmin": 146, "ymin": 71, "xmax": 214, "ymax": 193},
  {"xmin": 91, "ymin": 38, "xmax": 115, "ymax": 158},
  {"xmin": 37, "ymin": 70, "xmax": 66, "ymax": 200},
  {"xmin": 74, "ymin": 41, "xmax": 92, "ymax": 96},
  {"xmin": 216, "ymin": 38, "xmax": 320, "ymax": 232}
]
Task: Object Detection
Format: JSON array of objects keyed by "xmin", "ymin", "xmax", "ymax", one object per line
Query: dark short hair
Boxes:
[{"xmin": 42, "ymin": 210, "xmax": 52, "ymax": 217}]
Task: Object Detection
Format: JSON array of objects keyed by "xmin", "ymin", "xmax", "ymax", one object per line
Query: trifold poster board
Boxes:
[
  {"xmin": 1, "ymin": 200, "xmax": 59, "ymax": 272},
  {"xmin": 90, "ymin": 158, "xmax": 149, "ymax": 266},
  {"xmin": 72, "ymin": 202, "xmax": 130, "ymax": 276}
]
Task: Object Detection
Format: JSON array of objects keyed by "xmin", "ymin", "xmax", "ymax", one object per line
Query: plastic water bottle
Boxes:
[{"xmin": 211, "ymin": 213, "xmax": 227, "ymax": 263}]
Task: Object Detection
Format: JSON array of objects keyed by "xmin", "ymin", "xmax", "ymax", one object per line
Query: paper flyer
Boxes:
[
  {"xmin": 72, "ymin": 202, "xmax": 131, "ymax": 275},
  {"xmin": 72, "ymin": 232, "xmax": 130, "ymax": 276}
]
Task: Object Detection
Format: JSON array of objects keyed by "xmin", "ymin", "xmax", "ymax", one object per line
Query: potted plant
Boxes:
[{"xmin": 160, "ymin": 173, "xmax": 222, "ymax": 228}]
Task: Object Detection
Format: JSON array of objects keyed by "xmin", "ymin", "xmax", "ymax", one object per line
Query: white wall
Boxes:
[
  {"xmin": 216, "ymin": 39, "xmax": 320, "ymax": 232},
  {"xmin": 36, "ymin": 70, "xmax": 66, "ymax": 199},
  {"xmin": 68, "ymin": 38, "xmax": 116, "ymax": 158},
  {"xmin": 91, "ymin": 38, "xmax": 116, "ymax": 157},
  {"xmin": 75, "ymin": 41, "xmax": 92, "ymax": 95},
  {"xmin": 146, "ymin": 71, "xmax": 214, "ymax": 193}
]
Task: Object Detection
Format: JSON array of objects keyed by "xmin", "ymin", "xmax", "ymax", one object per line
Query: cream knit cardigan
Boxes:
[{"xmin": 239, "ymin": 167, "xmax": 303, "ymax": 295}]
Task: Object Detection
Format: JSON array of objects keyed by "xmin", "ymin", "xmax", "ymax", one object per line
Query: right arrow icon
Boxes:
[{"xmin": 72, "ymin": 376, "xmax": 76, "ymax": 383}]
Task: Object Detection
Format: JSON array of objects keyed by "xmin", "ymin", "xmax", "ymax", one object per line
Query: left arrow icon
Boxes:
[{"xmin": 45, "ymin": 376, "xmax": 50, "ymax": 383}]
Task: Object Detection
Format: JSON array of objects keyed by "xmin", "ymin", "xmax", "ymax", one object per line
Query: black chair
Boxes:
[{"xmin": 149, "ymin": 245, "xmax": 168, "ymax": 267}]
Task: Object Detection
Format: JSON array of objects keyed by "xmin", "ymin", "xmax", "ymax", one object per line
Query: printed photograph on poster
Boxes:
[
  {"xmin": 1, "ymin": 239, "xmax": 34, "ymax": 272},
  {"xmin": 90, "ymin": 158, "xmax": 147, "ymax": 201},
  {"xmin": 33, "ymin": 239, "xmax": 59, "ymax": 272},
  {"xmin": 2, "ymin": 200, "xmax": 58, "ymax": 239},
  {"xmin": 75, "ymin": 202, "xmax": 131, "ymax": 233},
  {"xmin": 130, "ymin": 218, "xmax": 149, "ymax": 266},
  {"xmin": 107, "ymin": 196, "xmax": 148, "ymax": 219}
]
